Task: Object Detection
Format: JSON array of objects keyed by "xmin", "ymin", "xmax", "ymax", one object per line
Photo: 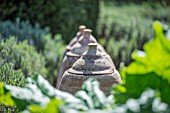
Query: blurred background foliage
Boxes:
[
  {"xmin": 0, "ymin": 0, "xmax": 169, "ymax": 84},
  {"xmin": 0, "ymin": 20, "xmax": 65, "ymax": 86},
  {"xmin": 0, "ymin": 0, "xmax": 170, "ymax": 112},
  {"xmin": 0, "ymin": 0, "xmax": 99, "ymax": 44},
  {"xmin": 0, "ymin": 19, "xmax": 50, "ymax": 52},
  {"xmin": 0, "ymin": 37, "xmax": 47, "ymax": 78},
  {"xmin": 1, "ymin": 0, "xmax": 170, "ymax": 68},
  {"xmin": 97, "ymin": 1, "xmax": 170, "ymax": 68}
]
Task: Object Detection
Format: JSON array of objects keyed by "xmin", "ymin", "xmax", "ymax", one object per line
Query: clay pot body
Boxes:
[
  {"xmin": 57, "ymin": 29, "xmax": 116, "ymax": 88},
  {"xmin": 63, "ymin": 25, "xmax": 86, "ymax": 58},
  {"xmin": 59, "ymin": 44, "xmax": 122, "ymax": 95},
  {"xmin": 57, "ymin": 43, "xmax": 109, "ymax": 88},
  {"xmin": 57, "ymin": 54, "xmax": 80, "ymax": 89},
  {"xmin": 103, "ymin": 53, "xmax": 115, "ymax": 68},
  {"xmin": 57, "ymin": 29, "xmax": 97, "ymax": 88}
]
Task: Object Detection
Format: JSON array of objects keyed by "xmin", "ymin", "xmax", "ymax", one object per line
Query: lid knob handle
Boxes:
[
  {"xmin": 79, "ymin": 25, "xmax": 86, "ymax": 31},
  {"xmin": 84, "ymin": 29, "xmax": 92, "ymax": 35},
  {"xmin": 88, "ymin": 43, "xmax": 97, "ymax": 50}
]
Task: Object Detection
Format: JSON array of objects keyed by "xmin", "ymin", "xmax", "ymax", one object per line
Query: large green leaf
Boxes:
[
  {"xmin": 129, "ymin": 21, "xmax": 170, "ymax": 83},
  {"xmin": 22, "ymin": 99, "xmax": 63, "ymax": 113},
  {"xmin": 5, "ymin": 82, "xmax": 50, "ymax": 111},
  {"xmin": 119, "ymin": 21, "xmax": 170, "ymax": 104},
  {"xmin": 75, "ymin": 78, "xmax": 113, "ymax": 109},
  {"xmin": 0, "ymin": 82, "xmax": 14, "ymax": 106},
  {"xmin": 3, "ymin": 74, "xmax": 88, "ymax": 111},
  {"xmin": 32, "ymin": 74, "xmax": 87, "ymax": 110}
]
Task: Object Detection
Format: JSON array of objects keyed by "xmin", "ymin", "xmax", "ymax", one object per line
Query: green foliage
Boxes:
[
  {"xmin": 0, "ymin": 37, "xmax": 47, "ymax": 77},
  {"xmin": 112, "ymin": 89, "xmax": 170, "ymax": 113},
  {"xmin": 0, "ymin": 83, "xmax": 14, "ymax": 106},
  {"xmin": 3, "ymin": 74, "xmax": 87, "ymax": 112},
  {"xmin": 110, "ymin": 0, "xmax": 170, "ymax": 6},
  {"xmin": 0, "ymin": 75, "xmax": 113, "ymax": 112},
  {"xmin": 22, "ymin": 99, "xmax": 63, "ymax": 113},
  {"xmin": 115, "ymin": 21, "xmax": 170, "ymax": 104},
  {"xmin": 0, "ymin": 0, "xmax": 99, "ymax": 43},
  {"xmin": 163, "ymin": 24, "xmax": 170, "ymax": 39},
  {"xmin": 98, "ymin": 2, "xmax": 170, "ymax": 68},
  {"xmin": 0, "ymin": 18, "xmax": 49, "ymax": 51},
  {"xmin": 0, "ymin": 19, "xmax": 65, "ymax": 85},
  {"xmin": 0, "ymin": 82, "xmax": 16, "ymax": 113},
  {"xmin": 75, "ymin": 78, "xmax": 113, "ymax": 110},
  {"xmin": 0, "ymin": 63, "xmax": 24, "ymax": 86},
  {"xmin": 1, "ymin": 75, "xmax": 169, "ymax": 113},
  {"xmin": 43, "ymin": 34, "xmax": 65, "ymax": 86},
  {"xmin": 105, "ymin": 17, "xmax": 153, "ymax": 67},
  {"xmin": 30, "ymin": 74, "xmax": 82, "ymax": 106}
]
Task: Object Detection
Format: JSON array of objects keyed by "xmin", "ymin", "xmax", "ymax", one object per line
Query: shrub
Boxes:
[
  {"xmin": 0, "ymin": 82, "xmax": 16, "ymax": 113},
  {"xmin": 107, "ymin": 0, "xmax": 170, "ymax": 6},
  {"xmin": 0, "ymin": 0, "xmax": 99, "ymax": 43},
  {"xmin": 105, "ymin": 17, "xmax": 153, "ymax": 68},
  {"xmin": 43, "ymin": 34, "xmax": 65, "ymax": 86},
  {"xmin": 0, "ymin": 63, "xmax": 24, "ymax": 86},
  {"xmin": 0, "ymin": 18, "xmax": 49, "ymax": 51},
  {"xmin": 97, "ymin": 2, "xmax": 170, "ymax": 68},
  {"xmin": 0, "ymin": 63, "xmax": 24, "ymax": 112},
  {"xmin": 0, "ymin": 19, "xmax": 66, "ymax": 85},
  {"xmin": 0, "ymin": 36, "xmax": 47, "ymax": 77}
]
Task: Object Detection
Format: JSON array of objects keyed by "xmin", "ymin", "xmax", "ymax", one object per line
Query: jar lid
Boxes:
[
  {"xmin": 66, "ymin": 42, "xmax": 88, "ymax": 57},
  {"xmin": 79, "ymin": 25, "xmax": 86, "ymax": 31},
  {"xmin": 83, "ymin": 29, "xmax": 92, "ymax": 35},
  {"xmin": 66, "ymin": 29, "xmax": 97, "ymax": 57}
]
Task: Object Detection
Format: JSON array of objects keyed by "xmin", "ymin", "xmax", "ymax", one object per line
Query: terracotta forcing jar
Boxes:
[
  {"xmin": 59, "ymin": 43, "xmax": 122, "ymax": 95},
  {"xmin": 57, "ymin": 29, "xmax": 98, "ymax": 88}
]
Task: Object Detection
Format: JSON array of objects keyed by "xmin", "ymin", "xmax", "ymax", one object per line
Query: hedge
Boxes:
[{"xmin": 0, "ymin": 0, "xmax": 99, "ymax": 43}]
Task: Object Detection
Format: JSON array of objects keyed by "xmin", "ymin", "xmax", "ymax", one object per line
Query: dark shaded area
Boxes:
[{"xmin": 0, "ymin": 0, "xmax": 99, "ymax": 44}]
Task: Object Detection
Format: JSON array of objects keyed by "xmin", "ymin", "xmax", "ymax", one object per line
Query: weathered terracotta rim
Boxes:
[
  {"xmin": 79, "ymin": 25, "xmax": 86, "ymax": 31},
  {"xmin": 66, "ymin": 51, "xmax": 81, "ymax": 57},
  {"xmin": 66, "ymin": 45, "xmax": 72, "ymax": 50},
  {"xmin": 68, "ymin": 68, "xmax": 114, "ymax": 75}
]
